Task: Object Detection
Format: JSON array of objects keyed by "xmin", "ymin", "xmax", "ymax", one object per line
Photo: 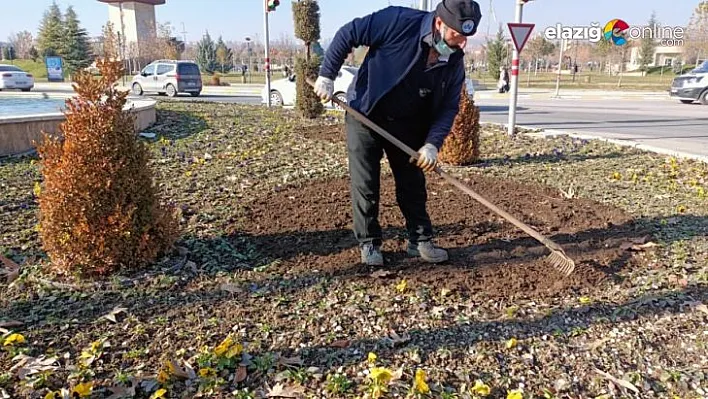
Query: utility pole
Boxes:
[
  {"xmin": 264, "ymin": 1, "xmax": 272, "ymax": 107},
  {"xmin": 118, "ymin": 1, "xmax": 127, "ymax": 86},
  {"xmin": 180, "ymin": 22, "xmax": 187, "ymax": 44}
]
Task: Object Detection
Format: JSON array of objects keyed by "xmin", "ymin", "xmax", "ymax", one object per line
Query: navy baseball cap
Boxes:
[{"xmin": 435, "ymin": 0, "xmax": 483, "ymax": 36}]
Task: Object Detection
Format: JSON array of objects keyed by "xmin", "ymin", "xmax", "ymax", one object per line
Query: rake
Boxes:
[{"xmin": 304, "ymin": 78, "xmax": 576, "ymax": 276}]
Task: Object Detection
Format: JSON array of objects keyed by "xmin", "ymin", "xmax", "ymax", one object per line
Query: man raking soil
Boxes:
[
  {"xmin": 314, "ymin": 0, "xmax": 482, "ymax": 267},
  {"xmin": 313, "ymin": 0, "xmax": 575, "ymax": 275}
]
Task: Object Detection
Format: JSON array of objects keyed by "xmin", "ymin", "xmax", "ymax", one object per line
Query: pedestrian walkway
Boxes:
[{"xmin": 474, "ymin": 88, "xmax": 670, "ymax": 101}]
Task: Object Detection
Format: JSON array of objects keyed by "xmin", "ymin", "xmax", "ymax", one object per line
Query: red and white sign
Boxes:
[{"xmin": 507, "ymin": 22, "xmax": 535, "ymax": 53}]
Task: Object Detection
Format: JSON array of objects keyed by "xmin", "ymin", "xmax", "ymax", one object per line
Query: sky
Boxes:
[{"xmin": 0, "ymin": 0, "xmax": 699, "ymax": 46}]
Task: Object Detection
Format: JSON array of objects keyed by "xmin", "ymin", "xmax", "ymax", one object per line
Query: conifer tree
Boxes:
[
  {"xmin": 196, "ymin": 31, "xmax": 217, "ymax": 73},
  {"xmin": 37, "ymin": 1, "xmax": 64, "ymax": 57},
  {"xmin": 292, "ymin": 0, "xmax": 324, "ymax": 118},
  {"xmin": 62, "ymin": 6, "xmax": 93, "ymax": 79}
]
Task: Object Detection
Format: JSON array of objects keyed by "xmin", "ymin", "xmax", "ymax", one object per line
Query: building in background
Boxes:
[
  {"xmin": 97, "ymin": 0, "xmax": 167, "ymax": 72},
  {"xmin": 627, "ymin": 45, "xmax": 684, "ymax": 71},
  {"xmin": 98, "ymin": 0, "xmax": 165, "ymax": 51}
]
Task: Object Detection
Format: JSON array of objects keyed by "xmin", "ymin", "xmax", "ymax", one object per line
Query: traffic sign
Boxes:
[{"xmin": 507, "ymin": 22, "xmax": 535, "ymax": 53}]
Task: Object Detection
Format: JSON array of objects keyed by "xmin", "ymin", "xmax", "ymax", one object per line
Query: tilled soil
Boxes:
[
  {"xmin": 238, "ymin": 172, "xmax": 648, "ymax": 300},
  {"xmin": 300, "ymin": 123, "xmax": 345, "ymax": 143}
]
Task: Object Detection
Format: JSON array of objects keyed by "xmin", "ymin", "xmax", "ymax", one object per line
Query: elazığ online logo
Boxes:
[
  {"xmin": 544, "ymin": 18, "xmax": 685, "ymax": 46},
  {"xmin": 603, "ymin": 18, "xmax": 630, "ymax": 45}
]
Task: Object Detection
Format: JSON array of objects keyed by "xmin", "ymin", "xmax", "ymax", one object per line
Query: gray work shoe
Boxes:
[
  {"xmin": 407, "ymin": 241, "xmax": 449, "ymax": 263},
  {"xmin": 360, "ymin": 243, "xmax": 384, "ymax": 266}
]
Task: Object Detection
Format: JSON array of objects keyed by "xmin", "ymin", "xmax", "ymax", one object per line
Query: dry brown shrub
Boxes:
[
  {"xmin": 439, "ymin": 82, "xmax": 481, "ymax": 165},
  {"xmin": 34, "ymin": 52, "xmax": 179, "ymax": 279}
]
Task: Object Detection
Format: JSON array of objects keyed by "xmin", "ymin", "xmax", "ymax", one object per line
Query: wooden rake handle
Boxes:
[{"xmin": 305, "ymin": 78, "xmax": 564, "ymax": 252}]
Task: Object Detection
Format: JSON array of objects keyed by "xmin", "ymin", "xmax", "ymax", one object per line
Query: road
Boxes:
[
  {"xmin": 15, "ymin": 83, "xmax": 708, "ymax": 160},
  {"xmin": 139, "ymin": 92, "xmax": 707, "ymax": 160},
  {"xmin": 476, "ymin": 97, "xmax": 708, "ymax": 159}
]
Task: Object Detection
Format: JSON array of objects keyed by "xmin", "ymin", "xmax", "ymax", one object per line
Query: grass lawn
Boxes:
[
  {"xmin": 3, "ymin": 59, "xmax": 47, "ymax": 79},
  {"xmin": 0, "ymin": 101, "xmax": 706, "ymax": 398}
]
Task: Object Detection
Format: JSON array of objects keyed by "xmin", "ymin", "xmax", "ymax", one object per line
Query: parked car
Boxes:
[
  {"xmin": 0, "ymin": 64, "xmax": 34, "ymax": 92},
  {"xmin": 131, "ymin": 60, "xmax": 202, "ymax": 97},
  {"xmin": 262, "ymin": 66, "xmax": 358, "ymax": 110},
  {"xmin": 670, "ymin": 60, "xmax": 708, "ymax": 105}
]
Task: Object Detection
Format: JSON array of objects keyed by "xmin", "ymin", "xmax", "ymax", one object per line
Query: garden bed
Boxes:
[{"xmin": 1, "ymin": 102, "xmax": 706, "ymax": 398}]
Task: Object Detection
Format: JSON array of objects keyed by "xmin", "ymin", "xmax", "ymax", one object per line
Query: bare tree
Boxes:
[
  {"xmin": 182, "ymin": 42, "xmax": 198, "ymax": 61},
  {"xmin": 685, "ymin": 1, "xmax": 708, "ymax": 64},
  {"xmin": 139, "ymin": 22, "xmax": 182, "ymax": 63},
  {"xmin": 8, "ymin": 31, "xmax": 34, "ymax": 59}
]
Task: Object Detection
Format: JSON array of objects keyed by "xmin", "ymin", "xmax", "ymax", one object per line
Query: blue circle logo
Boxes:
[{"xmin": 462, "ymin": 20, "xmax": 475, "ymax": 34}]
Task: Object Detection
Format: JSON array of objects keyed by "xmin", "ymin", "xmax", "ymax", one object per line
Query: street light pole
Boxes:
[
  {"xmin": 245, "ymin": 37, "xmax": 252, "ymax": 84},
  {"xmin": 507, "ymin": 0, "xmax": 524, "ymax": 136},
  {"xmin": 554, "ymin": 38, "xmax": 565, "ymax": 97},
  {"xmin": 264, "ymin": 3, "xmax": 271, "ymax": 107}
]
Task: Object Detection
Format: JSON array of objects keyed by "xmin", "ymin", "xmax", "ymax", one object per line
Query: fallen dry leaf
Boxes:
[
  {"xmin": 684, "ymin": 301, "xmax": 708, "ymax": 316},
  {"xmin": 277, "ymin": 355, "xmax": 303, "ymax": 367},
  {"xmin": 235, "ymin": 366, "xmax": 247, "ymax": 383},
  {"xmin": 0, "ymin": 320, "xmax": 23, "ymax": 329},
  {"xmin": 220, "ymin": 283, "xmax": 244, "ymax": 294},
  {"xmin": 11, "ymin": 355, "xmax": 60, "ymax": 380},
  {"xmin": 391, "ymin": 367, "xmax": 404, "ymax": 381},
  {"xmin": 696, "ymin": 303, "xmax": 708, "ymax": 316},
  {"xmin": 386, "ymin": 330, "xmax": 410, "ymax": 346},
  {"xmin": 620, "ymin": 240, "xmax": 658, "ymax": 252},
  {"xmin": 102, "ymin": 307, "xmax": 128, "ymax": 323},
  {"xmin": 632, "ymin": 242, "xmax": 658, "ymax": 251},
  {"xmin": 0, "ymin": 255, "xmax": 20, "ymax": 284},
  {"xmin": 183, "ymin": 360, "xmax": 197, "ymax": 380},
  {"xmin": 371, "ymin": 269, "xmax": 393, "ymax": 278},
  {"xmin": 593, "ymin": 368, "xmax": 639, "ymax": 393},
  {"xmin": 140, "ymin": 379, "xmax": 159, "ymax": 393},
  {"xmin": 168, "ymin": 359, "xmax": 191, "ymax": 380},
  {"xmin": 266, "ymin": 382, "xmax": 305, "ymax": 398},
  {"xmin": 585, "ymin": 338, "xmax": 610, "ymax": 352},
  {"xmin": 330, "ymin": 339, "xmax": 350, "ymax": 348},
  {"xmin": 106, "ymin": 384, "xmax": 136, "ymax": 399}
]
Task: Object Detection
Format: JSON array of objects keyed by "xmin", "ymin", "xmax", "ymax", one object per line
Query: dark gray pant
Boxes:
[{"xmin": 345, "ymin": 112, "xmax": 434, "ymax": 248}]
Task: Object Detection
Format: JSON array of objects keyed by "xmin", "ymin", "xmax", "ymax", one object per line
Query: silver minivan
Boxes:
[{"xmin": 131, "ymin": 60, "xmax": 202, "ymax": 97}]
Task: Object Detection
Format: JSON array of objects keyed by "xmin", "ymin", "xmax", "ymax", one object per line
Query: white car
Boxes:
[
  {"xmin": 0, "ymin": 64, "xmax": 34, "ymax": 92},
  {"xmin": 670, "ymin": 60, "xmax": 708, "ymax": 105},
  {"xmin": 262, "ymin": 66, "xmax": 358, "ymax": 109}
]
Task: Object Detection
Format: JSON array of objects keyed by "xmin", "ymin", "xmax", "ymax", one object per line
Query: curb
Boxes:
[
  {"xmin": 475, "ymin": 92, "xmax": 671, "ymax": 101},
  {"xmin": 510, "ymin": 124, "xmax": 708, "ymax": 164}
]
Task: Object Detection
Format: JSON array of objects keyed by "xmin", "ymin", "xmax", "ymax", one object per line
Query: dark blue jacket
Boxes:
[{"xmin": 319, "ymin": 6, "xmax": 465, "ymax": 150}]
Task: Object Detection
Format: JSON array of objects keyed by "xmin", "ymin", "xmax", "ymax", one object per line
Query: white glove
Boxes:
[
  {"xmin": 414, "ymin": 143, "xmax": 438, "ymax": 172},
  {"xmin": 314, "ymin": 76, "xmax": 334, "ymax": 101}
]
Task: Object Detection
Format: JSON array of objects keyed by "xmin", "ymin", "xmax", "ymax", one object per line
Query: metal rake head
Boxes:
[{"xmin": 546, "ymin": 250, "xmax": 576, "ymax": 276}]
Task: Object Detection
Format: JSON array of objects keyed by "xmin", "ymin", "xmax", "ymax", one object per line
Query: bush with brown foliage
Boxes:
[
  {"xmin": 295, "ymin": 55, "xmax": 324, "ymax": 118},
  {"xmin": 439, "ymin": 82, "xmax": 481, "ymax": 165},
  {"xmin": 34, "ymin": 53, "xmax": 179, "ymax": 278}
]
